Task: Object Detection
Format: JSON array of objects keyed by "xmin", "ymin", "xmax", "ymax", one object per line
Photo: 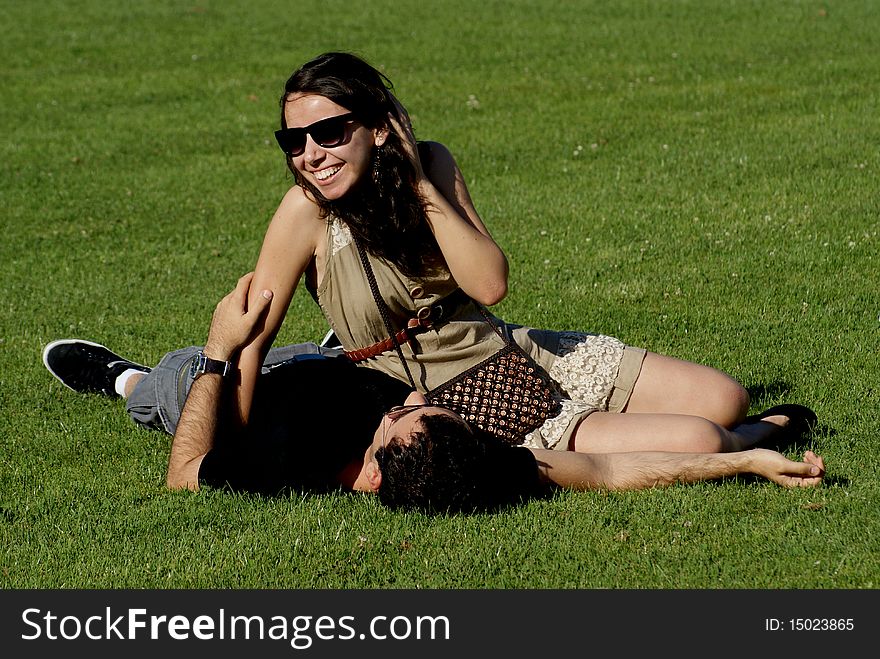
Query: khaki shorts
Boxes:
[{"xmin": 521, "ymin": 333, "xmax": 647, "ymax": 451}]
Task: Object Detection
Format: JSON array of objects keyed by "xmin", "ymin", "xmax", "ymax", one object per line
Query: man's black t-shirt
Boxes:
[
  {"xmin": 197, "ymin": 354, "xmax": 542, "ymax": 503},
  {"xmin": 198, "ymin": 356, "xmax": 407, "ymax": 494}
]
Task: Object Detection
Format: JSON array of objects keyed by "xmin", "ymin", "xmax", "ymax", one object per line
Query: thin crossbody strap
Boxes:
[
  {"xmin": 354, "ymin": 240, "xmax": 419, "ymax": 390},
  {"xmin": 476, "ymin": 305, "xmax": 509, "ymax": 344}
]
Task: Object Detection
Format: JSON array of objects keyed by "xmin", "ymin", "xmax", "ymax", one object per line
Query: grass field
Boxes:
[{"xmin": 1, "ymin": 0, "xmax": 878, "ymax": 589}]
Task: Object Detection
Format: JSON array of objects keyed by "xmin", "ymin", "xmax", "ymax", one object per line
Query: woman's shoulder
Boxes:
[
  {"xmin": 271, "ymin": 185, "xmax": 325, "ymax": 230},
  {"xmin": 277, "ymin": 184, "xmax": 322, "ymax": 216},
  {"xmin": 418, "ymin": 140, "xmax": 456, "ymax": 164}
]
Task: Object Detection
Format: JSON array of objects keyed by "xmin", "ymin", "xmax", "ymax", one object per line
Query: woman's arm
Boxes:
[
  {"xmin": 389, "ymin": 103, "xmax": 508, "ymax": 305},
  {"xmin": 528, "ymin": 448, "xmax": 825, "ymax": 491},
  {"xmin": 419, "ymin": 141, "xmax": 509, "ymax": 305},
  {"xmin": 234, "ymin": 187, "xmax": 324, "ymax": 425}
]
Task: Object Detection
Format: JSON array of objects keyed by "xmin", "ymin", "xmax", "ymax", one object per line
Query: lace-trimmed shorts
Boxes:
[{"xmin": 521, "ymin": 333, "xmax": 646, "ymax": 451}]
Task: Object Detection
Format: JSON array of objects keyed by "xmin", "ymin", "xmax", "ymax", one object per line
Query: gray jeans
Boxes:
[{"xmin": 125, "ymin": 342, "xmax": 344, "ymax": 434}]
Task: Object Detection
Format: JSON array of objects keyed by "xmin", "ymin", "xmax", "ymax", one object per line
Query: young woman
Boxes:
[{"xmin": 237, "ymin": 51, "xmax": 815, "ymax": 456}]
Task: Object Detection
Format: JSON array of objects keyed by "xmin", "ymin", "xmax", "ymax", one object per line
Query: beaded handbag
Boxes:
[{"xmin": 355, "ymin": 241, "xmax": 561, "ymax": 445}]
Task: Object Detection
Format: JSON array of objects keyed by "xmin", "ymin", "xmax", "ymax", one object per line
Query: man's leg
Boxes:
[
  {"xmin": 43, "ymin": 339, "xmax": 343, "ymax": 435},
  {"xmin": 124, "ymin": 346, "xmax": 203, "ymax": 434},
  {"xmin": 42, "ymin": 339, "xmax": 150, "ymax": 399},
  {"xmin": 128, "ymin": 342, "xmax": 340, "ymax": 434},
  {"xmin": 261, "ymin": 342, "xmax": 343, "ymax": 368}
]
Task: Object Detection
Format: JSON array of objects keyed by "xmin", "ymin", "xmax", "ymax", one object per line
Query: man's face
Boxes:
[
  {"xmin": 350, "ymin": 392, "xmax": 465, "ymax": 494},
  {"xmin": 370, "ymin": 391, "xmax": 462, "ymax": 453}
]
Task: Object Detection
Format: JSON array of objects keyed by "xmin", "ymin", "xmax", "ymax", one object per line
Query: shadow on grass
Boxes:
[
  {"xmin": 758, "ymin": 424, "xmax": 837, "ymax": 453},
  {"xmin": 733, "ymin": 471, "xmax": 849, "ymax": 488},
  {"xmin": 816, "ymin": 475, "xmax": 850, "ymax": 487},
  {"xmin": 746, "ymin": 381, "xmax": 838, "ymax": 449},
  {"xmin": 747, "ymin": 381, "xmax": 799, "ymax": 406}
]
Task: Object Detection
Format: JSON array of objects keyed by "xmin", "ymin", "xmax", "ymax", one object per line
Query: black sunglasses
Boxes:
[
  {"xmin": 380, "ymin": 403, "xmax": 449, "ymax": 455},
  {"xmin": 382, "ymin": 404, "xmax": 434, "ymax": 446},
  {"xmin": 274, "ymin": 113, "xmax": 356, "ymax": 157}
]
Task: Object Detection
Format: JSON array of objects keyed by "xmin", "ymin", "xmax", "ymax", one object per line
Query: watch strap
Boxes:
[{"xmin": 191, "ymin": 351, "xmax": 232, "ymax": 379}]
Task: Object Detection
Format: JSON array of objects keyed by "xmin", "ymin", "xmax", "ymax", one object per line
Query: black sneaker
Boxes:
[{"xmin": 42, "ymin": 339, "xmax": 150, "ymax": 398}]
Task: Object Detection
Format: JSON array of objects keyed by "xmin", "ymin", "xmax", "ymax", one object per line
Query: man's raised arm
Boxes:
[{"xmin": 166, "ymin": 273, "xmax": 273, "ymax": 490}]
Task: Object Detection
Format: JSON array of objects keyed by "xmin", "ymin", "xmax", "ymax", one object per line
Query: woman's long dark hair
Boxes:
[{"xmin": 279, "ymin": 52, "xmax": 440, "ymax": 278}]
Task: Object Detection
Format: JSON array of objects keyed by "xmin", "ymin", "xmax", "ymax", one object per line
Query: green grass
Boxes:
[{"xmin": 1, "ymin": 0, "xmax": 878, "ymax": 589}]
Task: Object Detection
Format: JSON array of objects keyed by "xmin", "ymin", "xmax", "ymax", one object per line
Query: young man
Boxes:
[{"xmin": 43, "ymin": 274, "xmax": 825, "ymax": 514}]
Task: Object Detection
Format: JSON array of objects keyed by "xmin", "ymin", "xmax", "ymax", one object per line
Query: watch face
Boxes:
[{"xmin": 190, "ymin": 354, "xmax": 206, "ymax": 379}]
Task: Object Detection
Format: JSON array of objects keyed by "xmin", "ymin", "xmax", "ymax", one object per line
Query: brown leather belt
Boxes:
[{"xmin": 344, "ymin": 288, "xmax": 470, "ymax": 363}]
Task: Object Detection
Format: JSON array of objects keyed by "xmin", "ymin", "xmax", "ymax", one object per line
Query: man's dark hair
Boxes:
[{"xmin": 376, "ymin": 414, "xmax": 541, "ymax": 514}]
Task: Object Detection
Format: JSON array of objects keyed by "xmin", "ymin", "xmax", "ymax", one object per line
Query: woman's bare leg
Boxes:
[
  {"xmin": 571, "ymin": 410, "xmax": 792, "ymax": 454},
  {"xmin": 623, "ymin": 352, "xmax": 750, "ymax": 428}
]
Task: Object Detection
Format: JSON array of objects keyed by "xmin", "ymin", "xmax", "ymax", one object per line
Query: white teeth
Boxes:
[{"xmin": 314, "ymin": 166, "xmax": 341, "ymax": 181}]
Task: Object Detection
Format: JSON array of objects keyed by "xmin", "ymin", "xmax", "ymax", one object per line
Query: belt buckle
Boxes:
[
  {"xmin": 417, "ymin": 303, "xmax": 443, "ymax": 328},
  {"xmin": 416, "ymin": 305, "xmax": 432, "ymax": 327}
]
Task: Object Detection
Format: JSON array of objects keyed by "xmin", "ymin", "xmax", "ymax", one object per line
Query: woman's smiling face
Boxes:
[{"xmin": 283, "ymin": 93, "xmax": 387, "ymax": 201}]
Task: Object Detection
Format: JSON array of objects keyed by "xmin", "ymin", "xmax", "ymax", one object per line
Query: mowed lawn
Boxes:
[{"xmin": 1, "ymin": 0, "xmax": 877, "ymax": 588}]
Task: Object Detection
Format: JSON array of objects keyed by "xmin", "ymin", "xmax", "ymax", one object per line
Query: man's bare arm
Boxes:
[
  {"xmin": 166, "ymin": 373, "xmax": 226, "ymax": 490},
  {"xmin": 529, "ymin": 448, "xmax": 825, "ymax": 491},
  {"xmin": 166, "ymin": 273, "xmax": 273, "ymax": 490}
]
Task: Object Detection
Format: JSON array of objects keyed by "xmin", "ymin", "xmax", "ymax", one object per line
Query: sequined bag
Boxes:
[{"xmin": 426, "ymin": 331, "xmax": 562, "ymax": 444}]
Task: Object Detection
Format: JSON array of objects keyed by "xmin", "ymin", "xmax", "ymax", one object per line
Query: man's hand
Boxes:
[
  {"xmin": 750, "ymin": 449, "xmax": 826, "ymax": 488},
  {"xmin": 204, "ymin": 272, "xmax": 273, "ymax": 361}
]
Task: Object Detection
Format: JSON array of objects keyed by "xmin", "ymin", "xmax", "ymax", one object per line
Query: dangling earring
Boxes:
[{"xmin": 372, "ymin": 149, "xmax": 381, "ymax": 185}]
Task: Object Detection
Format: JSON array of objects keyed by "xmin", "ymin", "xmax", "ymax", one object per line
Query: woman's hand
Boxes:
[
  {"xmin": 386, "ymin": 95, "xmax": 510, "ymax": 306},
  {"xmin": 204, "ymin": 272, "xmax": 274, "ymax": 361}
]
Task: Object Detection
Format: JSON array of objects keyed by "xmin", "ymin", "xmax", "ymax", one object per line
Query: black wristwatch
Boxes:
[{"xmin": 190, "ymin": 351, "xmax": 232, "ymax": 380}]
